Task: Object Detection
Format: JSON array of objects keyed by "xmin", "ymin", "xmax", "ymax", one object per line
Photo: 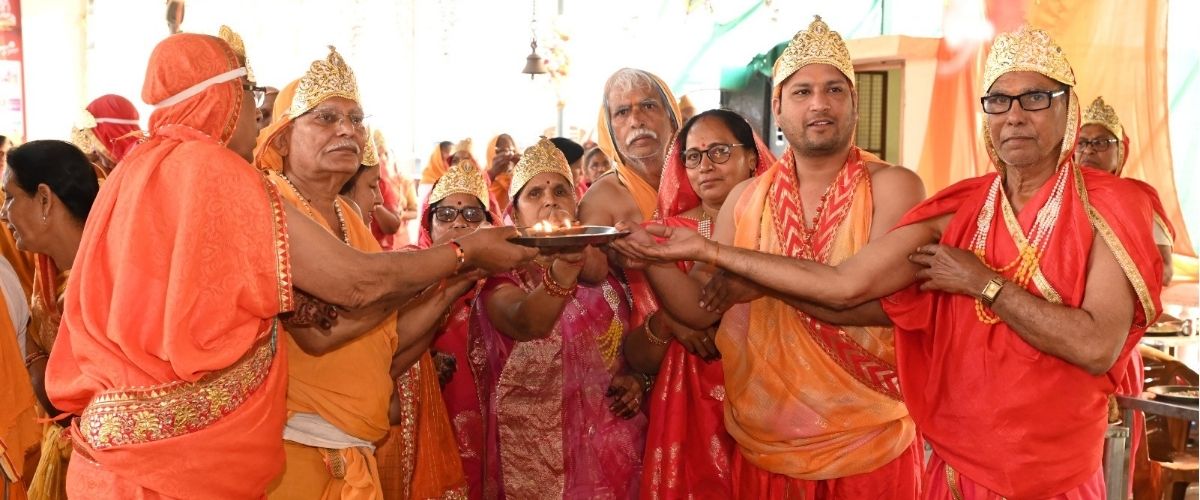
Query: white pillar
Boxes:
[{"xmin": 20, "ymin": 0, "xmax": 87, "ymax": 141}]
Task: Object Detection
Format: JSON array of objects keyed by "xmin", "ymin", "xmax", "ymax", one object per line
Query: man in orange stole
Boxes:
[
  {"xmin": 1, "ymin": 257, "xmax": 37, "ymax": 500},
  {"xmin": 256, "ymin": 48, "xmax": 473, "ymax": 499},
  {"xmin": 631, "ymin": 25, "xmax": 1163, "ymax": 500},
  {"xmin": 578, "ymin": 68, "xmax": 681, "ymax": 325},
  {"xmin": 255, "ymin": 48, "xmax": 397, "ymax": 499},
  {"xmin": 44, "ymin": 32, "xmax": 294, "ymax": 499}
]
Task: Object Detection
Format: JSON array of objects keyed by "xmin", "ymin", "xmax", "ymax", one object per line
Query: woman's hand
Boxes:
[{"xmin": 606, "ymin": 373, "xmax": 645, "ymax": 419}]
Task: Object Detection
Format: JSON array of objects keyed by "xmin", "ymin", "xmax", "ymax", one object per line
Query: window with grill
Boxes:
[{"xmin": 855, "ymin": 72, "xmax": 887, "ymax": 158}]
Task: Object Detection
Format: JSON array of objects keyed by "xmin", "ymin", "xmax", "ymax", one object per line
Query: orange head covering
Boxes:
[
  {"xmin": 596, "ymin": 68, "xmax": 681, "ymax": 219},
  {"xmin": 71, "ymin": 95, "xmax": 143, "ymax": 165},
  {"xmin": 46, "ymin": 32, "xmax": 292, "ymax": 498}
]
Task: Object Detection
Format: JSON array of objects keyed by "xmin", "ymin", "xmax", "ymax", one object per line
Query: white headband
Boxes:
[
  {"xmin": 152, "ymin": 67, "xmax": 247, "ymax": 109},
  {"xmin": 93, "ymin": 117, "xmax": 141, "ymax": 125}
]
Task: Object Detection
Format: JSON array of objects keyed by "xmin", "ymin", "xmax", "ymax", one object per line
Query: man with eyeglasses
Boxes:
[
  {"xmin": 626, "ymin": 25, "xmax": 1164, "ymax": 499},
  {"xmin": 253, "ymin": 48, "xmax": 532, "ymax": 498},
  {"xmin": 256, "ymin": 85, "xmax": 280, "ymax": 130},
  {"xmin": 1074, "ymin": 96, "xmax": 1174, "ymax": 285}
]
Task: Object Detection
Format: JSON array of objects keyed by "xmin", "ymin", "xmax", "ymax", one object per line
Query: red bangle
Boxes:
[
  {"xmin": 448, "ymin": 240, "xmax": 466, "ymax": 272},
  {"xmin": 24, "ymin": 351, "xmax": 48, "ymax": 368}
]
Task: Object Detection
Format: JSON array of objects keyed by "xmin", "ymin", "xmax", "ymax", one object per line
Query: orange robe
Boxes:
[
  {"xmin": 265, "ymin": 170, "xmax": 397, "ymax": 500},
  {"xmin": 374, "ymin": 353, "xmax": 469, "ymax": 500},
  {"xmin": 883, "ymin": 166, "xmax": 1163, "ymax": 499},
  {"xmin": 1, "ymin": 274, "xmax": 38, "ymax": 500},
  {"xmin": 720, "ymin": 149, "xmax": 919, "ymax": 498},
  {"xmin": 45, "ymin": 34, "xmax": 294, "ymax": 499}
]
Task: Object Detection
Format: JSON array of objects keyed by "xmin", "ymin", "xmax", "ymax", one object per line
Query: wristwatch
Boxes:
[{"xmin": 980, "ymin": 276, "xmax": 1006, "ymax": 306}]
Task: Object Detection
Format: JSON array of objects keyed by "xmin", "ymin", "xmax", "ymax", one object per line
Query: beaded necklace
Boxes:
[{"xmin": 280, "ymin": 173, "xmax": 349, "ymax": 244}]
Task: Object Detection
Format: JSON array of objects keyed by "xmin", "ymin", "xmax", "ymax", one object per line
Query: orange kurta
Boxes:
[
  {"xmin": 719, "ymin": 149, "xmax": 915, "ymax": 486},
  {"xmin": 45, "ymin": 33, "xmax": 294, "ymax": 500},
  {"xmin": 266, "ymin": 169, "xmax": 397, "ymax": 499}
]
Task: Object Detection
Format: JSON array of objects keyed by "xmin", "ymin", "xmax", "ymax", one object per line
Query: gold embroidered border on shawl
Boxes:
[
  {"xmin": 1071, "ymin": 167, "xmax": 1157, "ymax": 325},
  {"xmin": 260, "ymin": 171, "xmax": 295, "ymax": 313},
  {"xmin": 79, "ymin": 321, "xmax": 278, "ymax": 450}
]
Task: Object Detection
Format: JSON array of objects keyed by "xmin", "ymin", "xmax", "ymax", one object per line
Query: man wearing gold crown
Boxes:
[
  {"xmin": 617, "ymin": 16, "xmax": 925, "ymax": 498},
  {"xmin": 44, "ymin": 30, "xmax": 534, "ymax": 499},
  {"xmin": 1075, "ymin": 96, "xmax": 1174, "ymax": 284},
  {"xmin": 628, "ymin": 25, "xmax": 1164, "ymax": 499},
  {"xmin": 255, "ymin": 47, "xmax": 489, "ymax": 498}
]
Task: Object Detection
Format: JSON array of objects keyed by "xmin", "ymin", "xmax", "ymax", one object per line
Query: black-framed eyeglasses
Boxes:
[
  {"xmin": 433, "ymin": 205, "xmax": 486, "ymax": 223},
  {"xmin": 242, "ymin": 83, "xmax": 268, "ymax": 108},
  {"xmin": 1076, "ymin": 137, "xmax": 1119, "ymax": 152},
  {"xmin": 683, "ymin": 143, "xmax": 745, "ymax": 169},
  {"xmin": 980, "ymin": 89, "xmax": 1066, "ymax": 114}
]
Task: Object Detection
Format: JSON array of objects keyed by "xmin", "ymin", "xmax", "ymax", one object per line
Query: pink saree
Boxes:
[{"xmin": 473, "ymin": 270, "xmax": 645, "ymax": 499}]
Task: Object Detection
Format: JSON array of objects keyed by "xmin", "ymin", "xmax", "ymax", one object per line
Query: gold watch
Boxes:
[{"xmin": 980, "ymin": 276, "xmax": 1006, "ymax": 306}]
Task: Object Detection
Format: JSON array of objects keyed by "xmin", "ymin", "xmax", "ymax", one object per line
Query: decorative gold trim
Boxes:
[
  {"xmin": 945, "ymin": 463, "xmax": 964, "ymax": 500},
  {"xmin": 1152, "ymin": 213, "xmax": 1173, "ymax": 246},
  {"xmin": 79, "ymin": 322, "xmax": 278, "ymax": 450},
  {"xmin": 1072, "ymin": 167, "xmax": 1157, "ymax": 326},
  {"xmin": 396, "ymin": 362, "xmax": 419, "ymax": 499},
  {"xmin": 997, "ymin": 185, "xmax": 1063, "ymax": 304},
  {"xmin": 261, "ymin": 172, "xmax": 295, "ymax": 313}
]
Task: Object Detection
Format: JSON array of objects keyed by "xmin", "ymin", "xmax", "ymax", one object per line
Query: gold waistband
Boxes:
[{"xmin": 79, "ymin": 322, "xmax": 278, "ymax": 450}]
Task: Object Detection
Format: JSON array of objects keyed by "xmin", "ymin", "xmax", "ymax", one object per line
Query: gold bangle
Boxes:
[
  {"xmin": 709, "ymin": 241, "xmax": 721, "ymax": 268},
  {"xmin": 541, "ymin": 264, "xmax": 577, "ymax": 298},
  {"xmin": 644, "ymin": 313, "xmax": 670, "ymax": 346}
]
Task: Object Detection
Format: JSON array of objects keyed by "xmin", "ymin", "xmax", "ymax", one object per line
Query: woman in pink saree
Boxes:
[
  {"xmin": 620, "ymin": 109, "xmax": 773, "ymax": 499},
  {"xmin": 473, "ymin": 138, "xmax": 646, "ymax": 499}
]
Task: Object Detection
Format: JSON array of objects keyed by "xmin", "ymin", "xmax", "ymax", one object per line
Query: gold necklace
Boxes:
[{"xmin": 279, "ymin": 173, "xmax": 349, "ymax": 244}]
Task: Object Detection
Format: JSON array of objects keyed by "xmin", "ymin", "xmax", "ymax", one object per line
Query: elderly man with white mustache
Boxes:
[{"xmin": 576, "ymin": 68, "xmax": 683, "ymax": 330}]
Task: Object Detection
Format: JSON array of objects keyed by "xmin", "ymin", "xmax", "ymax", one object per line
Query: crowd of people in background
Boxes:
[{"xmin": 0, "ymin": 14, "xmax": 1183, "ymax": 500}]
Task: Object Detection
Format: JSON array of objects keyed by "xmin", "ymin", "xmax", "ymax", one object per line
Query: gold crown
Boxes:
[
  {"xmin": 1082, "ymin": 95, "xmax": 1123, "ymax": 140},
  {"xmin": 218, "ymin": 25, "xmax": 255, "ymax": 84},
  {"xmin": 983, "ymin": 25, "xmax": 1075, "ymax": 92},
  {"xmin": 429, "ymin": 161, "xmax": 490, "ymax": 206},
  {"xmin": 362, "ymin": 131, "xmax": 379, "ymax": 166},
  {"xmin": 509, "ymin": 137, "xmax": 573, "ymax": 200},
  {"xmin": 70, "ymin": 109, "xmax": 100, "ymax": 155},
  {"xmin": 287, "ymin": 46, "xmax": 360, "ymax": 119},
  {"xmin": 453, "ymin": 138, "xmax": 472, "ymax": 155},
  {"xmin": 773, "ymin": 16, "xmax": 855, "ymax": 91}
]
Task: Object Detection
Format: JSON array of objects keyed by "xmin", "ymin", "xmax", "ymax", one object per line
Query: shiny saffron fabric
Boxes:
[
  {"xmin": 46, "ymin": 33, "xmax": 293, "ymax": 499},
  {"xmin": 883, "ymin": 166, "xmax": 1163, "ymax": 498},
  {"xmin": 719, "ymin": 149, "xmax": 915, "ymax": 481}
]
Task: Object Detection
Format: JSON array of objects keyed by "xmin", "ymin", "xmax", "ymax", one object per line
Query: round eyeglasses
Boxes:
[
  {"xmin": 682, "ymin": 143, "xmax": 745, "ymax": 169},
  {"xmin": 1076, "ymin": 137, "xmax": 1119, "ymax": 152}
]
